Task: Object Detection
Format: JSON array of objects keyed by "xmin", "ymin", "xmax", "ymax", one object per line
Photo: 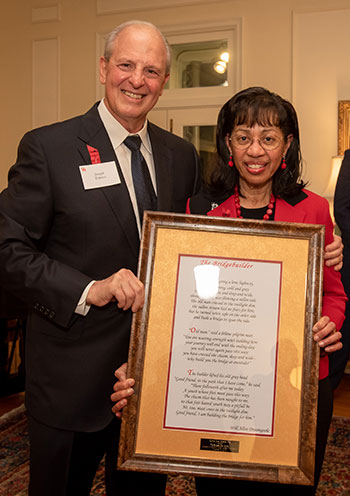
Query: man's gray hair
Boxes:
[{"xmin": 104, "ymin": 20, "xmax": 171, "ymax": 74}]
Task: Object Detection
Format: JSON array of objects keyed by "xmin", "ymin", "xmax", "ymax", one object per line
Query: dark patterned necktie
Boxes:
[{"xmin": 124, "ymin": 135, "xmax": 157, "ymax": 225}]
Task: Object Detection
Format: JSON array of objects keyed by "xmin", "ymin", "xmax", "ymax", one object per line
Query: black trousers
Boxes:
[
  {"xmin": 329, "ymin": 265, "xmax": 350, "ymax": 390},
  {"xmin": 28, "ymin": 415, "xmax": 167, "ymax": 496},
  {"xmin": 195, "ymin": 377, "xmax": 333, "ymax": 496},
  {"xmin": 329, "ymin": 298, "xmax": 350, "ymax": 390}
]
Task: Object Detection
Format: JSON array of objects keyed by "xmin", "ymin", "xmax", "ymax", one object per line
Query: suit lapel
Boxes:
[
  {"xmin": 148, "ymin": 123, "xmax": 173, "ymax": 212},
  {"xmin": 77, "ymin": 104, "xmax": 139, "ymax": 257}
]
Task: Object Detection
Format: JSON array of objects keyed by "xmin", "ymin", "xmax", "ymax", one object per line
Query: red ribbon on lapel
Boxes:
[{"xmin": 87, "ymin": 145, "xmax": 101, "ymax": 164}]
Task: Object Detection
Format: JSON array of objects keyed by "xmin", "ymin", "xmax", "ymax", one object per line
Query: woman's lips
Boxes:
[{"xmin": 245, "ymin": 163, "xmax": 267, "ymax": 174}]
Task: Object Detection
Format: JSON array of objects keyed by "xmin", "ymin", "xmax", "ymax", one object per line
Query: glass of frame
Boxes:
[{"xmin": 118, "ymin": 212, "xmax": 324, "ymax": 486}]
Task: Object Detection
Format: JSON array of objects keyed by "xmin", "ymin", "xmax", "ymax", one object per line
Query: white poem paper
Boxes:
[{"xmin": 164, "ymin": 255, "xmax": 282, "ymax": 436}]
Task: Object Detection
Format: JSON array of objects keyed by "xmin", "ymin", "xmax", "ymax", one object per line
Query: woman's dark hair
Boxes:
[{"xmin": 208, "ymin": 86, "xmax": 306, "ymax": 198}]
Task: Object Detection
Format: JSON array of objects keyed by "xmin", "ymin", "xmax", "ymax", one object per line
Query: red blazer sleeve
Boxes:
[
  {"xmin": 319, "ymin": 203, "xmax": 346, "ymax": 332},
  {"xmin": 274, "ymin": 191, "xmax": 346, "ymax": 336},
  {"xmin": 301, "ymin": 194, "xmax": 347, "ymax": 379}
]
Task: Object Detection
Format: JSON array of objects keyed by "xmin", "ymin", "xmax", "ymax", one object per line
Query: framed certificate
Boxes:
[{"xmin": 118, "ymin": 212, "xmax": 324, "ymax": 486}]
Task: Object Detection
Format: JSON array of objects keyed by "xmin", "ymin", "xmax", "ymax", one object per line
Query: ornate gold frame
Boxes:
[
  {"xmin": 338, "ymin": 101, "xmax": 350, "ymax": 155},
  {"xmin": 118, "ymin": 211, "xmax": 324, "ymax": 486}
]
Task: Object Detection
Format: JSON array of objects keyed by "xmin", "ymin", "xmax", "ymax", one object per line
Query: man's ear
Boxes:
[
  {"xmin": 159, "ymin": 73, "xmax": 170, "ymax": 96},
  {"xmin": 99, "ymin": 56, "xmax": 107, "ymax": 84}
]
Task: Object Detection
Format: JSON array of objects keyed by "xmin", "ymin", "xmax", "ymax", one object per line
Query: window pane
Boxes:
[
  {"xmin": 183, "ymin": 125, "xmax": 216, "ymax": 180},
  {"xmin": 166, "ymin": 40, "xmax": 229, "ymax": 89}
]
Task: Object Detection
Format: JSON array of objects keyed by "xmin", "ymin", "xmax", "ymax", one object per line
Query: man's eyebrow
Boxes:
[{"xmin": 115, "ymin": 58, "xmax": 132, "ymax": 63}]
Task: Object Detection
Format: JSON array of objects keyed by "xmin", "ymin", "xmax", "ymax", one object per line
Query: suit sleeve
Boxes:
[
  {"xmin": 320, "ymin": 200, "xmax": 347, "ymax": 331},
  {"xmin": 0, "ymin": 130, "xmax": 92, "ymax": 328},
  {"xmin": 334, "ymin": 149, "xmax": 350, "ymax": 246}
]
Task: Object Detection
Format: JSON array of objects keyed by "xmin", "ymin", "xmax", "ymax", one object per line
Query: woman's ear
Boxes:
[
  {"xmin": 225, "ymin": 134, "xmax": 232, "ymax": 154},
  {"xmin": 284, "ymin": 134, "xmax": 293, "ymax": 156}
]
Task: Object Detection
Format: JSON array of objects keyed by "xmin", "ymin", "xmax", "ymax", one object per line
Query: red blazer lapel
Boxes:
[
  {"xmin": 274, "ymin": 197, "xmax": 307, "ymax": 223},
  {"xmin": 207, "ymin": 195, "xmax": 238, "ymax": 218}
]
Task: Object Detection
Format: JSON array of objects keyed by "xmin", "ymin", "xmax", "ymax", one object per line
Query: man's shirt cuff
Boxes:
[{"xmin": 75, "ymin": 280, "xmax": 96, "ymax": 316}]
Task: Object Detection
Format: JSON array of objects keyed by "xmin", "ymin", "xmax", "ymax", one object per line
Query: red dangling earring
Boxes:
[
  {"xmin": 281, "ymin": 155, "xmax": 287, "ymax": 170},
  {"xmin": 228, "ymin": 155, "xmax": 234, "ymax": 167}
]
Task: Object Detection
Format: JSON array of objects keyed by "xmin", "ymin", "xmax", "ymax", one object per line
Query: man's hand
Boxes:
[
  {"xmin": 313, "ymin": 315, "xmax": 342, "ymax": 354},
  {"xmin": 86, "ymin": 269, "xmax": 144, "ymax": 312},
  {"xmin": 111, "ymin": 363, "xmax": 135, "ymax": 418},
  {"xmin": 324, "ymin": 234, "xmax": 343, "ymax": 271}
]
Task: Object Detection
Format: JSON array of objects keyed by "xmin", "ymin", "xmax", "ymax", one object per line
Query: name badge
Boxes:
[{"xmin": 79, "ymin": 161, "xmax": 121, "ymax": 190}]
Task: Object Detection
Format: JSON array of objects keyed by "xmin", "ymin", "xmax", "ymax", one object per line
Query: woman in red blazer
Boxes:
[
  {"xmin": 188, "ymin": 87, "xmax": 346, "ymax": 496},
  {"xmin": 111, "ymin": 87, "xmax": 345, "ymax": 494}
]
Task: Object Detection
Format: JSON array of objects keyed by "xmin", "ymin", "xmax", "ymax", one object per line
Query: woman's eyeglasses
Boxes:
[{"xmin": 229, "ymin": 134, "xmax": 283, "ymax": 151}]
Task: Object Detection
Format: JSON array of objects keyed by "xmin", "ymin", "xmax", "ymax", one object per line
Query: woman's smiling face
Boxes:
[{"xmin": 226, "ymin": 124, "xmax": 292, "ymax": 190}]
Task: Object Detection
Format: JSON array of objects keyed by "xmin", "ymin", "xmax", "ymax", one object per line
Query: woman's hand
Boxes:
[
  {"xmin": 111, "ymin": 362, "xmax": 135, "ymax": 418},
  {"xmin": 313, "ymin": 316, "xmax": 342, "ymax": 354},
  {"xmin": 324, "ymin": 234, "xmax": 343, "ymax": 271}
]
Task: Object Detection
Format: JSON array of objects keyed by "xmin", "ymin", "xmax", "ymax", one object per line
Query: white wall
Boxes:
[
  {"xmin": 2, "ymin": 0, "xmax": 350, "ymax": 194},
  {"xmin": 293, "ymin": 7, "xmax": 350, "ymax": 194}
]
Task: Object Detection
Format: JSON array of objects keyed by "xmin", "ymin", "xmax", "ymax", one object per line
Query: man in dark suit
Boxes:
[
  {"xmin": 0, "ymin": 21, "xmax": 199, "ymax": 496},
  {"xmin": 330, "ymin": 150, "xmax": 350, "ymax": 389}
]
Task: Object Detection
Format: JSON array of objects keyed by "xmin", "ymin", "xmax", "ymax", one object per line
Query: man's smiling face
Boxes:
[{"xmin": 99, "ymin": 24, "xmax": 169, "ymax": 133}]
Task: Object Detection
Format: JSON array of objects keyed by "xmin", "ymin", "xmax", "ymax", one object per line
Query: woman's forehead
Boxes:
[
  {"xmin": 233, "ymin": 106, "xmax": 280, "ymax": 128},
  {"xmin": 232, "ymin": 123, "xmax": 282, "ymax": 133}
]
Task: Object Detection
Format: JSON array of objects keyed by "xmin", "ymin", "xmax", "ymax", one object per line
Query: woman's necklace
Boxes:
[{"xmin": 233, "ymin": 185, "xmax": 276, "ymax": 220}]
